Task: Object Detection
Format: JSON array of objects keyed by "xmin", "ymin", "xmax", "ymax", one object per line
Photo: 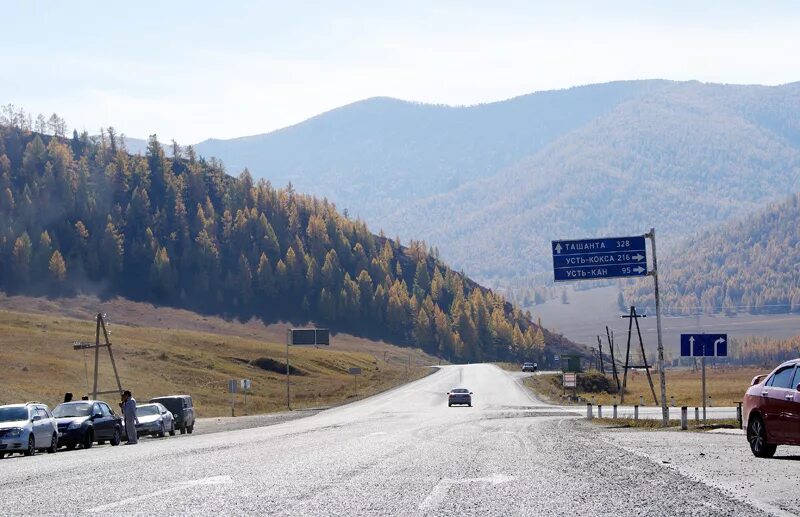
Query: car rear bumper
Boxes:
[{"xmin": 448, "ymin": 397, "xmax": 472, "ymax": 405}]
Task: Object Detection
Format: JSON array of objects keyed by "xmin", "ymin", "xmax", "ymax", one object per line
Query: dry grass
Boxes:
[
  {"xmin": 0, "ymin": 301, "xmax": 438, "ymax": 416},
  {"xmin": 524, "ymin": 368, "xmax": 767, "ymax": 407},
  {"xmin": 592, "ymin": 418, "xmax": 741, "ymax": 430}
]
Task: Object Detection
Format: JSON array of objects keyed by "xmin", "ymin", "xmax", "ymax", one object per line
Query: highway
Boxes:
[{"xmin": 0, "ymin": 364, "xmax": 765, "ymax": 516}]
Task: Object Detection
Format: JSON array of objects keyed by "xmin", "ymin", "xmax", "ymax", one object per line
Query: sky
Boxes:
[{"xmin": 3, "ymin": 1, "xmax": 800, "ymax": 143}]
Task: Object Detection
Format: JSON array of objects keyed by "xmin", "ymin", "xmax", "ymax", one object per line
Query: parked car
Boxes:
[
  {"xmin": 522, "ymin": 362, "xmax": 537, "ymax": 372},
  {"xmin": 447, "ymin": 388, "xmax": 473, "ymax": 407},
  {"xmin": 52, "ymin": 400, "xmax": 123, "ymax": 450},
  {"xmin": 149, "ymin": 395, "xmax": 195, "ymax": 434},
  {"xmin": 743, "ymin": 358, "xmax": 800, "ymax": 458},
  {"xmin": 133, "ymin": 403, "xmax": 175, "ymax": 438},
  {"xmin": 0, "ymin": 402, "xmax": 59, "ymax": 457}
]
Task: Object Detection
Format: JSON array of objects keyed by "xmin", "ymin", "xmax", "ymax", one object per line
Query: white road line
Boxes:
[
  {"xmin": 419, "ymin": 474, "xmax": 515, "ymax": 510},
  {"xmin": 86, "ymin": 475, "xmax": 233, "ymax": 513}
]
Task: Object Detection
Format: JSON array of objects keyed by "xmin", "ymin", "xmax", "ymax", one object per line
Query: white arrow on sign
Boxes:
[
  {"xmin": 554, "ymin": 243, "xmax": 563, "ymax": 254},
  {"xmin": 632, "ymin": 253, "xmax": 645, "ymax": 261},
  {"xmin": 714, "ymin": 337, "xmax": 726, "ymax": 347},
  {"xmin": 633, "ymin": 266, "xmax": 645, "ymax": 274},
  {"xmin": 689, "ymin": 336, "xmax": 695, "ymax": 348}
]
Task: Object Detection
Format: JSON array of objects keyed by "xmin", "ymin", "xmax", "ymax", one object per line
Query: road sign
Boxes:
[
  {"xmin": 290, "ymin": 328, "xmax": 330, "ymax": 346},
  {"xmin": 563, "ymin": 373, "xmax": 577, "ymax": 388},
  {"xmin": 241, "ymin": 379, "xmax": 252, "ymax": 390},
  {"xmin": 680, "ymin": 334, "xmax": 727, "ymax": 357},
  {"xmin": 552, "ymin": 236, "xmax": 647, "ymax": 282},
  {"xmin": 228, "ymin": 379, "xmax": 238, "ymax": 393},
  {"xmin": 348, "ymin": 367, "xmax": 362, "ymax": 375}
]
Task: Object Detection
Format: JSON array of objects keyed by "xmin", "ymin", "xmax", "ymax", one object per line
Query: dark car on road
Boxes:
[
  {"xmin": 52, "ymin": 400, "xmax": 122, "ymax": 450},
  {"xmin": 448, "ymin": 388, "xmax": 473, "ymax": 407},
  {"xmin": 149, "ymin": 395, "xmax": 195, "ymax": 434},
  {"xmin": 743, "ymin": 358, "xmax": 800, "ymax": 458}
]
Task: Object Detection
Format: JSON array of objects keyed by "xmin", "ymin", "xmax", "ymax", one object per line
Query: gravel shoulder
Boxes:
[{"xmin": 594, "ymin": 422, "xmax": 800, "ymax": 516}]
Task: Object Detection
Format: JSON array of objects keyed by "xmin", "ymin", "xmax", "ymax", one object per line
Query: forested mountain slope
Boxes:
[
  {"xmin": 625, "ymin": 192, "xmax": 800, "ymax": 315},
  {"xmin": 194, "ymin": 81, "xmax": 669, "ymax": 220},
  {"xmin": 192, "ymin": 80, "xmax": 800, "ymax": 287},
  {"xmin": 0, "ymin": 125, "xmax": 579, "ymax": 363},
  {"xmin": 383, "ymin": 81, "xmax": 800, "ymax": 283}
]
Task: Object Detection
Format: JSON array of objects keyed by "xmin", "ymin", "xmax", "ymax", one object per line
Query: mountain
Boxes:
[
  {"xmin": 191, "ymin": 80, "xmax": 800, "ymax": 287},
  {"xmin": 193, "ymin": 81, "xmax": 669, "ymax": 221},
  {"xmin": 624, "ymin": 192, "xmax": 800, "ymax": 315},
  {"xmin": 0, "ymin": 125, "xmax": 581, "ymax": 364},
  {"xmin": 387, "ymin": 81, "xmax": 800, "ymax": 283}
]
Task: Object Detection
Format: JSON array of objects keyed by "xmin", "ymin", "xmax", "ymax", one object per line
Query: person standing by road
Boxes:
[{"xmin": 122, "ymin": 390, "xmax": 139, "ymax": 445}]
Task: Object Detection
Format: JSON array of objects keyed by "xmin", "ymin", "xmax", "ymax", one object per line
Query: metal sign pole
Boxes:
[
  {"xmin": 647, "ymin": 228, "xmax": 669, "ymax": 426},
  {"xmin": 702, "ymin": 354, "xmax": 707, "ymax": 422},
  {"xmin": 286, "ymin": 329, "xmax": 291, "ymax": 410}
]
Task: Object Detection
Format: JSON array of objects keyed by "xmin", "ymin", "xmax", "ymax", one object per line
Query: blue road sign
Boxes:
[
  {"xmin": 552, "ymin": 236, "xmax": 647, "ymax": 282},
  {"xmin": 680, "ymin": 334, "xmax": 728, "ymax": 357}
]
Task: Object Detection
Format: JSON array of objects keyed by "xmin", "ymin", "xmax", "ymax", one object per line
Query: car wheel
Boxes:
[
  {"xmin": 110, "ymin": 428, "xmax": 121, "ymax": 446},
  {"xmin": 83, "ymin": 430, "xmax": 94, "ymax": 450},
  {"xmin": 47, "ymin": 434, "xmax": 58, "ymax": 454},
  {"xmin": 187, "ymin": 424, "xmax": 194, "ymax": 434},
  {"xmin": 448, "ymin": 403, "xmax": 452, "ymax": 407},
  {"xmin": 0, "ymin": 452, "xmax": 5, "ymax": 459},
  {"xmin": 180, "ymin": 426, "xmax": 186, "ymax": 435},
  {"xmin": 24, "ymin": 435, "xmax": 35, "ymax": 457},
  {"xmin": 747, "ymin": 415, "xmax": 777, "ymax": 458},
  {"xmin": 468, "ymin": 403, "xmax": 472, "ymax": 407}
]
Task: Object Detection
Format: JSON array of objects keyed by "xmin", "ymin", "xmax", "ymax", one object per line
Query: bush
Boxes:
[{"xmin": 576, "ymin": 371, "xmax": 617, "ymax": 393}]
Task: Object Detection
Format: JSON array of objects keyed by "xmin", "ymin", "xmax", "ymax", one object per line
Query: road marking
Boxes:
[
  {"xmin": 369, "ymin": 431, "xmax": 387, "ymax": 436},
  {"xmin": 419, "ymin": 473, "xmax": 514, "ymax": 510},
  {"xmin": 86, "ymin": 475, "xmax": 232, "ymax": 513}
]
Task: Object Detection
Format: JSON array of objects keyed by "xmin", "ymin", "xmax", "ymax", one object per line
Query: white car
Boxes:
[
  {"xmin": 132, "ymin": 403, "xmax": 176, "ymax": 438},
  {"xmin": 0, "ymin": 402, "xmax": 59, "ymax": 457}
]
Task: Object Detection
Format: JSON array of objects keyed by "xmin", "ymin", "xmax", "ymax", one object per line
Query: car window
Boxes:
[
  {"xmin": 53, "ymin": 403, "xmax": 92, "ymax": 418},
  {"xmin": 36, "ymin": 408, "xmax": 49, "ymax": 419},
  {"xmin": 100, "ymin": 403, "xmax": 112, "ymax": 416},
  {"xmin": 792, "ymin": 366, "xmax": 800, "ymax": 391},
  {"xmin": 769, "ymin": 366, "xmax": 796, "ymax": 389}
]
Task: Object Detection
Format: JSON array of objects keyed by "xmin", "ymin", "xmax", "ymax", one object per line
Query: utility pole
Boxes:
[
  {"xmin": 647, "ymin": 228, "xmax": 669, "ymax": 426},
  {"xmin": 597, "ymin": 336, "xmax": 605, "ymax": 374}
]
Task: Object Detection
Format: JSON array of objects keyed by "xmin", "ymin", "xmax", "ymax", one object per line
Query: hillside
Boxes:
[
  {"xmin": 194, "ymin": 81, "xmax": 669, "ymax": 221},
  {"xmin": 624, "ymin": 192, "xmax": 800, "ymax": 315},
  {"xmin": 0, "ymin": 125, "xmax": 581, "ymax": 364},
  {"xmin": 384, "ymin": 81, "xmax": 800, "ymax": 284},
  {"xmin": 0, "ymin": 299, "xmax": 437, "ymax": 416},
  {"xmin": 193, "ymin": 80, "xmax": 800, "ymax": 286}
]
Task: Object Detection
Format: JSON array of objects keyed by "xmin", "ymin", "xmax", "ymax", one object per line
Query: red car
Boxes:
[{"xmin": 743, "ymin": 359, "xmax": 800, "ymax": 458}]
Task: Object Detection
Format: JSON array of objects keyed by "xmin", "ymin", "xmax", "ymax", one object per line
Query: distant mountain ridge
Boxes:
[
  {"xmin": 625, "ymin": 192, "xmax": 800, "ymax": 315},
  {"xmin": 189, "ymin": 80, "xmax": 800, "ymax": 286}
]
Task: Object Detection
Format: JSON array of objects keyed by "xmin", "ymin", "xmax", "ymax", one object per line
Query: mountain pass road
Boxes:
[{"xmin": 0, "ymin": 364, "xmax": 771, "ymax": 515}]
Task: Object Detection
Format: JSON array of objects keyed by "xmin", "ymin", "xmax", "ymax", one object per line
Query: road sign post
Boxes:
[
  {"xmin": 680, "ymin": 333, "xmax": 727, "ymax": 422},
  {"xmin": 348, "ymin": 367, "xmax": 362, "ymax": 397},
  {"xmin": 552, "ymin": 230, "xmax": 669, "ymax": 426},
  {"xmin": 286, "ymin": 328, "xmax": 331, "ymax": 409},
  {"xmin": 228, "ymin": 379, "xmax": 238, "ymax": 417}
]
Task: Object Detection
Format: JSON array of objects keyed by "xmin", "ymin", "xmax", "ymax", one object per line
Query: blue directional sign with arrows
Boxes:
[
  {"xmin": 552, "ymin": 235, "xmax": 648, "ymax": 282},
  {"xmin": 680, "ymin": 334, "xmax": 728, "ymax": 357}
]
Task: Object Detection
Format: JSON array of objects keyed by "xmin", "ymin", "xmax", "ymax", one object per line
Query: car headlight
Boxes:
[
  {"xmin": 67, "ymin": 422, "xmax": 81, "ymax": 430},
  {"xmin": 6, "ymin": 428, "xmax": 23, "ymax": 437}
]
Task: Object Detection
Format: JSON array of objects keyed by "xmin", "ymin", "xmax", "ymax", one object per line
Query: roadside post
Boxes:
[
  {"xmin": 680, "ymin": 333, "xmax": 727, "ymax": 422},
  {"xmin": 613, "ymin": 404, "xmax": 618, "ymax": 419},
  {"xmin": 552, "ymin": 231, "xmax": 669, "ymax": 426},
  {"xmin": 634, "ymin": 405, "xmax": 639, "ymax": 421},
  {"xmin": 348, "ymin": 367, "xmax": 362, "ymax": 397},
  {"xmin": 736, "ymin": 402, "xmax": 743, "ymax": 429},
  {"xmin": 241, "ymin": 379, "xmax": 252, "ymax": 415},
  {"xmin": 680, "ymin": 407, "xmax": 688, "ymax": 430},
  {"xmin": 228, "ymin": 379, "xmax": 238, "ymax": 417},
  {"xmin": 598, "ymin": 405, "xmax": 603, "ymax": 418},
  {"xmin": 286, "ymin": 328, "xmax": 331, "ymax": 410},
  {"xmin": 587, "ymin": 403, "xmax": 593, "ymax": 419}
]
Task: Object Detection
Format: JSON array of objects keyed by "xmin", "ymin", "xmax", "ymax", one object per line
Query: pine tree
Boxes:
[{"xmin": 48, "ymin": 249, "xmax": 67, "ymax": 282}]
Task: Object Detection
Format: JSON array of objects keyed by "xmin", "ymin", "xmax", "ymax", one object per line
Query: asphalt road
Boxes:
[{"xmin": 0, "ymin": 364, "xmax": 769, "ymax": 516}]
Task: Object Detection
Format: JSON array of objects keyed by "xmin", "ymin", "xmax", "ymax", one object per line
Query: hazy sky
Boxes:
[{"xmin": 3, "ymin": 1, "xmax": 799, "ymax": 143}]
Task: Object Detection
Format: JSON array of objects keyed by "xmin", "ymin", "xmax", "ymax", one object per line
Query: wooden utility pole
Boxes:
[
  {"xmin": 597, "ymin": 336, "xmax": 605, "ymax": 374},
  {"xmin": 620, "ymin": 306, "xmax": 658, "ymax": 406},
  {"xmin": 74, "ymin": 313, "xmax": 123, "ymax": 400},
  {"xmin": 606, "ymin": 326, "xmax": 620, "ymax": 391}
]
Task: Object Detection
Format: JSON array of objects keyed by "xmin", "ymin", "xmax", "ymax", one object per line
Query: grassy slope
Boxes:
[{"xmin": 0, "ymin": 295, "xmax": 438, "ymax": 416}]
